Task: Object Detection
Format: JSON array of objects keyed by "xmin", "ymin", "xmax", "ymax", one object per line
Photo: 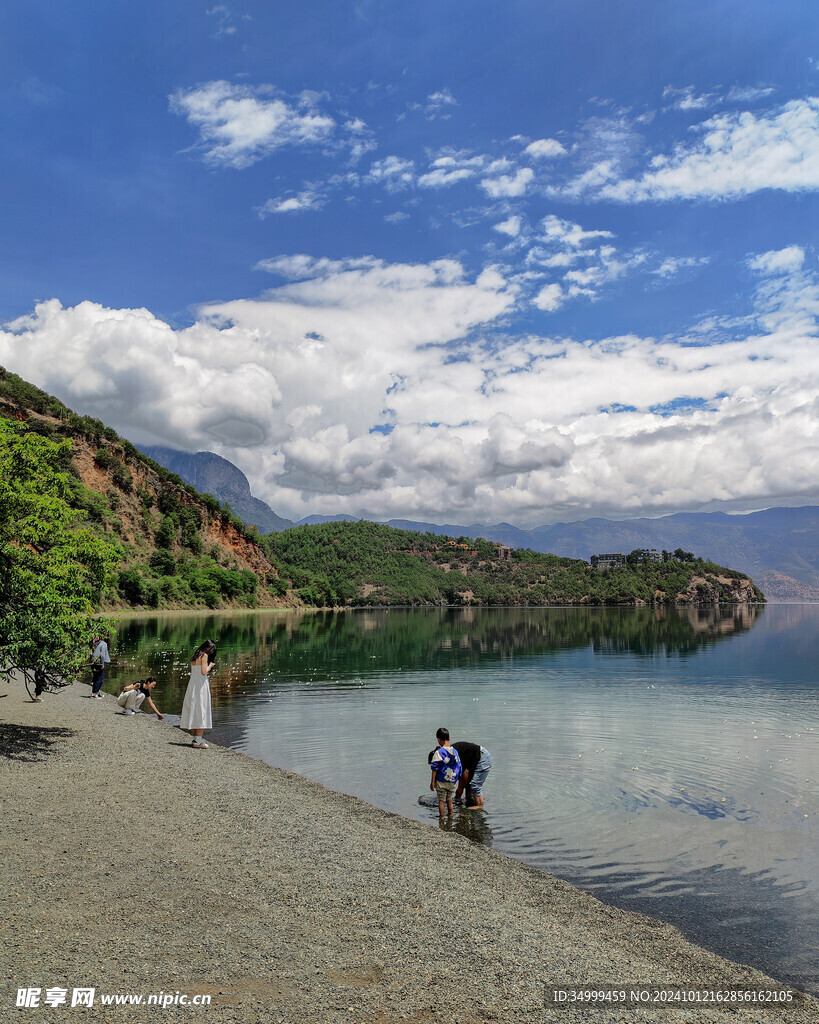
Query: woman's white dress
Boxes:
[{"xmin": 180, "ymin": 663, "xmax": 212, "ymax": 730}]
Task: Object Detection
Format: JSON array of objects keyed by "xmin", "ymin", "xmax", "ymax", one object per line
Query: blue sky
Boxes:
[{"xmin": 1, "ymin": 1, "xmax": 818, "ymax": 525}]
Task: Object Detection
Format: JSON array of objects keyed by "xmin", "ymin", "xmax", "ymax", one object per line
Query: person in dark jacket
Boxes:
[{"xmin": 452, "ymin": 740, "xmax": 493, "ymax": 808}]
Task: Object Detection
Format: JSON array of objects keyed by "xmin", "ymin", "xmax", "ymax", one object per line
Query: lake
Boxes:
[{"xmin": 106, "ymin": 603, "xmax": 818, "ymax": 994}]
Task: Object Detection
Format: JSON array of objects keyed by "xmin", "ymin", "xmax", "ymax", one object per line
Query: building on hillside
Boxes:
[
  {"xmin": 630, "ymin": 548, "xmax": 663, "ymax": 564},
  {"xmin": 591, "ymin": 549, "xmax": 664, "ymax": 569},
  {"xmin": 590, "ymin": 553, "xmax": 626, "ymax": 570}
]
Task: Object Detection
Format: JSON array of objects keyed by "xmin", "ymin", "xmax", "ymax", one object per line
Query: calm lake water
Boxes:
[{"xmin": 107, "ymin": 604, "xmax": 818, "ymax": 994}]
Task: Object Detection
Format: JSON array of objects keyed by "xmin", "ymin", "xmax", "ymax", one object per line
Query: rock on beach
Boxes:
[{"xmin": 1, "ymin": 681, "xmax": 816, "ymax": 1023}]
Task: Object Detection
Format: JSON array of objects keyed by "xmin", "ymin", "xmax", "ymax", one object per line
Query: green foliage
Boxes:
[
  {"xmin": 0, "ymin": 366, "xmax": 69, "ymax": 419},
  {"xmin": 68, "ymin": 481, "xmax": 108, "ymax": 523},
  {"xmin": 267, "ymin": 576, "xmax": 289, "ymax": 597},
  {"xmin": 0, "ymin": 421, "xmax": 119, "ymax": 688},
  {"xmin": 117, "ymin": 551, "xmax": 259, "ymax": 610},
  {"xmin": 200, "ymin": 492, "xmax": 222, "ymax": 515},
  {"xmin": 149, "ymin": 549, "xmax": 177, "ymax": 575},
  {"xmin": 118, "ymin": 567, "xmax": 149, "ymax": 605},
  {"xmin": 93, "ymin": 447, "xmax": 113, "ymax": 470},
  {"xmin": 111, "ymin": 462, "xmax": 133, "ymax": 492},
  {"xmin": 155, "ymin": 514, "xmax": 177, "ymax": 549}
]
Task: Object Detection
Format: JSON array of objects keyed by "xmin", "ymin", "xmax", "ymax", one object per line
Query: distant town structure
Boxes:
[
  {"xmin": 590, "ymin": 553, "xmax": 627, "ymax": 570},
  {"xmin": 591, "ymin": 549, "xmax": 664, "ymax": 569},
  {"xmin": 632, "ymin": 548, "xmax": 663, "ymax": 564}
]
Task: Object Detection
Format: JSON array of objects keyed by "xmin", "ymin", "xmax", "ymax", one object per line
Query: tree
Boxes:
[{"xmin": 0, "ymin": 421, "xmax": 118, "ymax": 690}]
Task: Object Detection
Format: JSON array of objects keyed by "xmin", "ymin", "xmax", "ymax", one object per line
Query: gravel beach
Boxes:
[{"xmin": 1, "ymin": 680, "xmax": 815, "ymax": 1023}]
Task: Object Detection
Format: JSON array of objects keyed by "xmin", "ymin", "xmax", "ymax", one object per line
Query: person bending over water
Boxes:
[
  {"xmin": 180, "ymin": 640, "xmax": 216, "ymax": 749},
  {"xmin": 453, "ymin": 740, "xmax": 492, "ymax": 809},
  {"xmin": 117, "ymin": 678, "xmax": 163, "ymax": 718}
]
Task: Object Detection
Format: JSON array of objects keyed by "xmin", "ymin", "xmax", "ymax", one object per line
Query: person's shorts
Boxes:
[
  {"xmin": 435, "ymin": 781, "xmax": 457, "ymax": 800},
  {"xmin": 468, "ymin": 749, "xmax": 492, "ymax": 796}
]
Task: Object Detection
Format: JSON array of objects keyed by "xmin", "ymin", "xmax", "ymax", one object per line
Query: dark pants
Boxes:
[{"xmin": 91, "ymin": 665, "xmax": 105, "ymax": 694}]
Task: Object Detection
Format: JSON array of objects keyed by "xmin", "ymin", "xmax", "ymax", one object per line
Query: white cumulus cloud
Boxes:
[
  {"xmin": 747, "ymin": 246, "xmax": 805, "ymax": 276},
  {"xmin": 480, "ymin": 166, "xmax": 534, "ymax": 198},
  {"xmin": 170, "ymin": 81, "xmax": 336, "ymax": 168},
  {"xmin": 426, "ymin": 89, "xmax": 457, "ymax": 119},
  {"xmin": 494, "ymin": 216, "xmax": 522, "ymax": 237},
  {"xmin": 524, "ymin": 138, "xmax": 567, "ymax": 159},
  {"xmin": 533, "ymin": 283, "xmax": 564, "ymax": 311},
  {"xmin": 365, "ymin": 155, "xmax": 416, "ymax": 191},
  {"xmin": 259, "ymin": 188, "xmax": 325, "ymax": 215},
  {"xmin": 598, "ymin": 97, "xmax": 819, "ymax": 201}
]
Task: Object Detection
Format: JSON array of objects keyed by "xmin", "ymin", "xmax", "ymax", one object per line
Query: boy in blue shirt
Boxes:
[{"xmin": 429, "ymin": 727, "xmax": 462, "ymax": 818}]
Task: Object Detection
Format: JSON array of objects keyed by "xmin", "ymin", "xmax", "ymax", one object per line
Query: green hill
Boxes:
[
  {"xmin": 0, "ymin": 366, "xmax": 292, "ymax": 611},
  {"xmin": 263, "ymin": 520, "xmax": 763, "ymax": 607}
]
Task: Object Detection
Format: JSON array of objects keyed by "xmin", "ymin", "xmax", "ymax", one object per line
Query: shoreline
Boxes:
[
  {"xmin": 99, "ymin": 599, "xmax": 769, "ymax": 620},
  {"xmin": 2, "ymin": 680, "xmax": 815, "ymax": 1023}
]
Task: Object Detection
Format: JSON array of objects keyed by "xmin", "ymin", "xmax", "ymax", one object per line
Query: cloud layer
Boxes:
[{"xmin": 2, "ymin": 248, "xmax": 817, "ymax": 525}]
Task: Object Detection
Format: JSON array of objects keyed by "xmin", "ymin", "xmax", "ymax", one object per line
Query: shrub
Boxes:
[
  {"xmin": 93, "ymin": 448, "xmax": 113, "ymax": 470},
  {"xmin": 112, "ymin": 462, "xmax": 133, "ymax": 492},
  {"xmin": 155, "ymin": 515, "xmax": 177, "ymax": 549},
  {"xmin": 268, "ymin": 577, "xmax": 289, "ymax": 597},
  {"xmin": 157, "ymin": 489, "xmax": 182, "ymax": 516},
  {"xmin": 149, "ymin": 549, "xmax": 177, "ymax": 576},
  {"xmin": 138, "ymin": 488, "xmax": 155, "ymax": 510},
  {"xmin": 118, "ymin": 568, "xmax": 144, "ymax": 604}
]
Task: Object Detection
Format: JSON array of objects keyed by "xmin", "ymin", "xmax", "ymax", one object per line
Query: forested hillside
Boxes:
[
  {"xmin": 263, "ymin": 521, "xmax": 763, "ymax": 607},
  {"xmin": 0, "ymin": 367, "xmax": 291, "ymax": 611}
]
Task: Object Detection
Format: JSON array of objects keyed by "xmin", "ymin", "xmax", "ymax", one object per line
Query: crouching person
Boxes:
[{"xmin": 117, "ymin": 678, "xmax": 163, "ymax": 718}]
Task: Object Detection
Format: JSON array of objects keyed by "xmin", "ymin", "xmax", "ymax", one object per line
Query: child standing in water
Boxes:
[
  {"xmin": 180, "ymin": 640, "xmax": 216, "ymax": 748},
  {"xmin": 429, "ymin": 727, "xmax": 462, "ymax": 818}
]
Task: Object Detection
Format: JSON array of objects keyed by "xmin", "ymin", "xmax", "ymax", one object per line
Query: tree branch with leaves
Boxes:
[{"xmin": 0, "ymin": 421, "xmax": 119, "ymax": 690}]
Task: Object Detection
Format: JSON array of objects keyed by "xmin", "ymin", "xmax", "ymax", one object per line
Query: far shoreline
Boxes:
[{"xmin": 99, "ymin": 598, "xmax": 769, "ymax": 619}]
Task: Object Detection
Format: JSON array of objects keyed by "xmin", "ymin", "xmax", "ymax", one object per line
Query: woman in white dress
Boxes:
[{"xmin": 180, "ymin": 640, "xmax": 216, "ymax": 748}]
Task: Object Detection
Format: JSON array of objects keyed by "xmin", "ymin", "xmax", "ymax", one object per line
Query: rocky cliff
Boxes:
[
  {"xmin": 140, "ymin": 446, "xmax": 294, "ymax": 534},
  {"xmin": 670, "ymin": 574, "xmax": 760, "ymax": 605}
]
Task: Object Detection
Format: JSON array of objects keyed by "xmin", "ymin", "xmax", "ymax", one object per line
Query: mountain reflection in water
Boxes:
[{"xmin": 113, "ymin": 603, "xmax": 764, "ymax": 706}]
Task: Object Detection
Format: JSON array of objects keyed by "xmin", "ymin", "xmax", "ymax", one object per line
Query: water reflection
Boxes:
[{"xmin": 111, "ymin": 604, "xmax": 765, "ymax": 707}]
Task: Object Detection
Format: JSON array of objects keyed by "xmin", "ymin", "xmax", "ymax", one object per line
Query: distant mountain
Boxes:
[
  {"xmin": 297, "ymin": 514, "xmax": 361, "ymax": 526},
  {"xmin": 141, "ymin": 446, "xmax": 819, "ymax": 601},
  {"xmin": 140, "ymin": 446, "xmax": 294, "ymax": 534},
  {"xmin": 386, "ymin": 509, "xmax": 819, "ymax": 601}
]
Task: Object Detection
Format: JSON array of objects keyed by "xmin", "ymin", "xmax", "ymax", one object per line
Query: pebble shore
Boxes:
[{"xmin": 1, "ymin": 681, "xmax": 815, "ymax": 1023}]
